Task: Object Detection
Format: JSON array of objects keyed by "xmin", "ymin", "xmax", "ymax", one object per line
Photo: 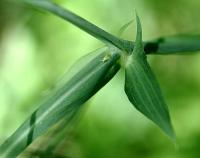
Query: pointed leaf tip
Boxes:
[
  {"xmin": 118, "ymin": 19, "xmax": 134, "ymax": 37},
  {"xmin": 125, "ymin": 14, "xmax": 175, "ymax": 140},
  {"xmin": 132, "ymin": 13, "xmax": 143, "ymax": 56},
  {"xmin": 135, "ymin": 13, "xmax": 142, "ymax": 43}
]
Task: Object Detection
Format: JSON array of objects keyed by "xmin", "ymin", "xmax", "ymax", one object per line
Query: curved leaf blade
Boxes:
[
  {"xmin": 0, "ymin": 47, "xmax": 120, "ymax": 158},
  {"xmin": 125, "ymin": 14, "xmax": 175, "ymax": 139},
  {"xmin": 118, "ymin": 19, "xmax": 134, "ymax": 37}
]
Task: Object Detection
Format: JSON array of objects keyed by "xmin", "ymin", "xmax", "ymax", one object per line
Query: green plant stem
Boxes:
[
  {"xmin": 23, "ymin": 0, "xmax": 132, "ymax": 52},
  {"xmin": 22, "ymin": 0, "xmax": 200, "ymax": 54}
]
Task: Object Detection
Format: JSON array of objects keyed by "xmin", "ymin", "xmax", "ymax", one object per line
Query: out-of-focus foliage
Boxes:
[{"xmin": 0, "ymin": 0, "xmax": 200, "ymax": 158}]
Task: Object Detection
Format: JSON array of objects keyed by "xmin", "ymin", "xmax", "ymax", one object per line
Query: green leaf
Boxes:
[
  {"xmin": 124, "ymin": 14, "xmax": 175, "ymax": 139},
  {"xmin": 0, "ymin": 47, "xmax": 121, "ymax": 158},
  {"xmin": 118, "ymin": 19, "xmax": 134, "ymax": 37},
  {"xmin": 23, "ymin": 107, "xmax": 83, "ymax": 157},
  {"xmin": 145, "ymin": 34, "xmax": 200, "ymax": 54}
]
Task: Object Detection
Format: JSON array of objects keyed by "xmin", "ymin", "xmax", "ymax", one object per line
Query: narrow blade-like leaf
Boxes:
[
  {"xmin": 0, "ymin": 47, "xmax": 121, "ymax": 158},
  {"xmin": 124, "ymin": 15, "xmax": 175, "ymax": 139},
  {"xmin": 118, "ymin": 19, "xmax": 134, "ymax": 37}
]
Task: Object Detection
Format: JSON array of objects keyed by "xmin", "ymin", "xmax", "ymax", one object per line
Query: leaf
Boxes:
[
  {"xmin": 56, "ymin": 47, "xmax": 109, "ymax": 88},
  {"xmin": 0, "ymin": 47, "xmax": 121, "ymax": 158},
  {"xmin": 118, "ymin": 19, "xmax": 134, "ymax": 37},
  {"xmin": 145, "ymin": 34, "xmax": 200, "ymax": 54},
  {"xmin": 22, "ymin": 106, "xmax": 83, "ymax": 158},
  {"xmin": 124, "ymin": 14, "xmax": 175, "ymax": 139}
]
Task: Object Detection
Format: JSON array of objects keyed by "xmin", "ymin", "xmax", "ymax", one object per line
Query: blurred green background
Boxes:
[{"xmin": 1, "ymin": 0, "xmax": 200, "ymax": 157}]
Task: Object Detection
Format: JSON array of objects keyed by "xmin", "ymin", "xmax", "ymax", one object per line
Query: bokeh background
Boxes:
[{"xmin": 1, "ymin": 0, "xmax": 200, "ymax": 157}]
